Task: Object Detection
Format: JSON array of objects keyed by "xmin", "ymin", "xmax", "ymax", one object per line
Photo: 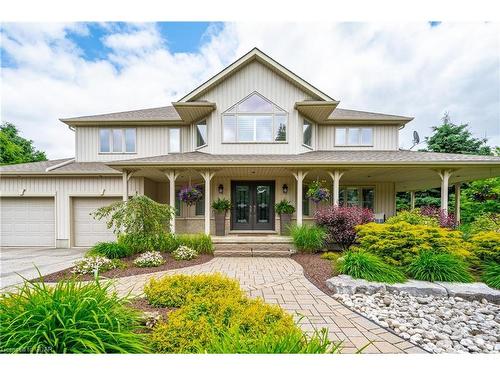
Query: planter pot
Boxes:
[
  {"xmin": 214, "ymin": 212, "xmax": 227, "ymax": 236},
  {"xmin": 279, "ymin": 213, "xmax": 293, "ymax": 235}
]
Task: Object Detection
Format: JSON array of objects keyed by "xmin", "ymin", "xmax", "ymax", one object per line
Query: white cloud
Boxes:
[{"xmin": 1, "ymin": 22, "xmax": 499, "ymax": 159}]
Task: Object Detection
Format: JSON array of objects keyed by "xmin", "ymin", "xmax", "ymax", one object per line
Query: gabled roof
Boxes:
[
  {"xmin": 178, "ymin": 47, "xmax": 335, "ymax": 102},
  {"xmin": 328, "ymin": 108, "xmax": 413, "ymax": 123}
]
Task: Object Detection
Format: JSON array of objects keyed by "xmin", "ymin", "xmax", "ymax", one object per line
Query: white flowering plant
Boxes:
[
  {"xmin": 72, "ymin": 255, "xmax": 121, "ymax": 275},
  {"xmin": 172, "ymin": 245, "xmax": 198, "ymax": 261},
  {"xmin": 133, "ymin": 251, "xmax": 165, "ymax": 268}
]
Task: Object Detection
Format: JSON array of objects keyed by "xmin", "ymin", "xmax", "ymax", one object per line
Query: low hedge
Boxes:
[
  {"xmin": 354, "ymin": 222, "xmax": 471, "ymax": 267},
  {"xmin": 144, "ymin": 274, "xmax": 241, "ymax": 308},
  {"xmin": 146, "ymin": 274, "xmax": 333, "ymax": 353}
]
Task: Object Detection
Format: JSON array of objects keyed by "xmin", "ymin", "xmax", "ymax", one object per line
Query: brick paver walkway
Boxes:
[{"xmin": 112, "ymin": 257, "xmax": 425, "ymax": 354}]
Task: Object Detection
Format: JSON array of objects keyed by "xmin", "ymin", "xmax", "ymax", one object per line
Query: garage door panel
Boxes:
[
  {"xmin": 1, "ymin": 197, "xmax": 55, "ymax": 247},
  {"xmin": 73, "ymin": 197, "xmax": 119, "ymax": 247}
]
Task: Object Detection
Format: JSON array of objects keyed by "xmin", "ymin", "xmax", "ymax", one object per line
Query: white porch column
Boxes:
[
  {"xmin": 122, "ymin": 170, "xmax": 129, "ymax": 201},
  {"xmin": 410, "ymin": 191, "xmax": 416, "ymax": 210},
  {"xmin": 455, "ymin": 182, "xmax": 461, "ymax": 224},
  {"xmin": 164, "ymin": 170, "xmax": 178, "ymax": 233},
  {"xmin": 437, "ymin": 169, "xmax": 453, "ymax": 213},
  {"xmin": 200, "ymin": 170, "xmax": 215, "ymax": 235},
  {"xmin": 327, "ymin": 170, "xmax": 344, "ymax": 206},
  {"xmin": 292, "ymin": 170, "xmax": 309, "ymax": 226}
]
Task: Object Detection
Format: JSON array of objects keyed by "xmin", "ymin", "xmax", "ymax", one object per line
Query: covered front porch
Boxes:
[{"xmin": 114, "ymin": 161, "xmax": 499, "ymax": 236}]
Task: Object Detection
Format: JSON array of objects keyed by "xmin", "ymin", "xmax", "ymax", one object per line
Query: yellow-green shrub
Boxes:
[
  {"xmin": 470, "ymin": 231, "xmax": 500, "ymax": 263},
  {"xmin": 150, "ymin": 294, "xmax": 299, "ymax": 353},
  {"xmin": 354, "ymin": 222, "xmax": 471, "ymax": 267},
  {"xmin": 144, "ymin": 273, "xmax": 242, "ymax": 308},
  {"xmin": 386, "ymin": 209, "xmax": 439, "ymax": 227}
]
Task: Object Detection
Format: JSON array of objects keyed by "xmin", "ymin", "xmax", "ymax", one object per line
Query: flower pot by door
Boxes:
[
  {"xmin": 280, "ymin": 213, "xmax": 292, "ymax": 235},
  {"xmin": 214, "ymin": 212, "xmax": 227, "ymax": 236}
]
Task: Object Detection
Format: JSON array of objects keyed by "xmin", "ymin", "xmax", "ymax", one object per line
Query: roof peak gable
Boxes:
[{"xmin": 178, "ymin": 47, "xmax": 334, "ymax": 103}]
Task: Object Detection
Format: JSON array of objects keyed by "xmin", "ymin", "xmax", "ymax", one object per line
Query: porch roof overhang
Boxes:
[
  {"xmin": 105, "ymin": 150, "xmax": 500, "ymax": 191},
  {"xmin": 295, "ymin": 101, "xmax": 339, "ymax": 123}
]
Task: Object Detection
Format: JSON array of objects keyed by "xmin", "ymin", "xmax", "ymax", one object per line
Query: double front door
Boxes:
[{"xmin": 231, "ymin": 181, "xmax": 275, "ymax": 230}]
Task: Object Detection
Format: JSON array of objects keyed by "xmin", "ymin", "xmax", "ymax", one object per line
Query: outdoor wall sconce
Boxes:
[
  {"xmin": 282, "ymin": 184, "xmax": 288, "ymax": 194},
  {"xmin": 218, "ymin": 184, "xmax": 224, "ymax": 194}
]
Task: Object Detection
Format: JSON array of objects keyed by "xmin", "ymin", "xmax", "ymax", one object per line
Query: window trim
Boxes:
[
  {"xmin": 194, "ymin": 119, "xmax": 208, "ymax": 150},
  {"xmin": 169, "ymin": 127, "xmax": 181, "ymax": 154},
  {"xmin": 302, "ymin": 119, "xmax": 314, "ymax": 149},
  {"xmin": 334, "ymin": 127, "xmax": 374, "ymax": 147},
  {"xmin": 98, "ymin": 128, "xmax": 137, "ymax": 154},
  {"xmin": 221, "ymin": 92, "xmax": 288, "ymax": 144}
]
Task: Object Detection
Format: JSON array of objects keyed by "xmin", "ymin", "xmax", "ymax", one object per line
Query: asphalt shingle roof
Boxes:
[{"xmin": 0, "ymin": 159, "xmax": 119, "ymax": 174}]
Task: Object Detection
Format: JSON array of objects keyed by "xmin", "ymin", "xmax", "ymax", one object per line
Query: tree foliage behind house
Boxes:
[{"xmin": 0, "ymin": 122, "xmax": 47, "ymax": 165}]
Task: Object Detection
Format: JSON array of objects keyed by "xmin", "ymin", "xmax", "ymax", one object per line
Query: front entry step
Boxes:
[{"xmin": 213, "ymin": 236, "xmax": 294, "ymax": 257}]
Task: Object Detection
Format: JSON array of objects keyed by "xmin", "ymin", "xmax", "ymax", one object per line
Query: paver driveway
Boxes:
[
  {"xmin": 113, "ymin": 257, "xmax": 425, "ymax": 354},
  {"xmin": 0, "ymin": 247, "xmax": 86, "ymax": 288}
]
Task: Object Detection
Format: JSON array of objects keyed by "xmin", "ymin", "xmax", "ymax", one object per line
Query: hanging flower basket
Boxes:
[
  {"xmin": 179, "ymin": 185, "xmax": 203, "ymax": 206},
  {"xmin": 306, "ymin": 180, "xmax": 330, "ymax": 203}
]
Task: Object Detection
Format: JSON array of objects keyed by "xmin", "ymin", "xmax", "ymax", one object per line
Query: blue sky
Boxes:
[{"xmin": 1, "ymin": 22, "xmax": 498, "ymax": 158}]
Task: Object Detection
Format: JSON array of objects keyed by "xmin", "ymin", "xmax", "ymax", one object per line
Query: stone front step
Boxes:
[{"xmin": 213, "ymin": 236, "xmax": 294, "ymax": 257}]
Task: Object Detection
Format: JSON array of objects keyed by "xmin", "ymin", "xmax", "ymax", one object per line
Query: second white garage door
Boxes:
[{"xmin": 72, "ymin": 197, "xmax": 120, "ymax": 247}]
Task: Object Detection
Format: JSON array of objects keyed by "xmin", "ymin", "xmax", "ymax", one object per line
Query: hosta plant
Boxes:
[
  {"xmin": 72, "ymin": 255, "xmax": 121, "ymax": 275},
  {"xmin": 172, "ymin": 245, "xmax": 198, "ymax": 260},
  {"xmin": 133, "ymin": 251, "xmax": 165, "ymax": 268}
]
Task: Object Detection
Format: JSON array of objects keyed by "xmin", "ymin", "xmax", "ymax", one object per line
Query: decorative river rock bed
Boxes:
[{"xmin": 327, "ymin": 276, "xmax": 500, "ymax": 354}]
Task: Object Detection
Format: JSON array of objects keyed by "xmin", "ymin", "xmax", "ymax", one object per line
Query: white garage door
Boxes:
[
  {"xmin": 72, "ymin": 197, "xmax": 120, "ymax": 247},
  {"xmin": 0, "ymin": 197, "xmax": 55, "ymax": 247}
]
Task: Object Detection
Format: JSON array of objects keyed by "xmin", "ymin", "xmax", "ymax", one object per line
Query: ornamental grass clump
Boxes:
[
  {"xmin": 72, "ymin": 255, "xmax": 122, "ymax": 275},
  {"xmin": 172, "ymin": 245, "xmax": 198, "ymax": 260},
  {"xmin": 289, "ymin": 224, "xmax": 326, "ymax": 253},
  {"xmin": 406, "ymin": 251, "xmax": 474, "ymax": 283},
  {"xmin": 133, "ymin": 251, "xmax": 165, "ymax": 268},
  {"xmin": 0, "ymin": 278, "xmax": 146, "ymax": 353},
  {"xmin": 337, "ymin": 250, "xmax": 406, "ymax": 284},
  {"xmin": 314, "ymin": 205, "xmax": 374, "ymax": 250},
  {"xmin": 86, "ymin": 241, "xmax": 132, "ymax": 259},
  {"xmin": 177, "ymin": 233, "xmax": 214, "ymax": 254},
  {"xmin": 482, "ymin": 262, "xmax": 500, "ymax": 289}
]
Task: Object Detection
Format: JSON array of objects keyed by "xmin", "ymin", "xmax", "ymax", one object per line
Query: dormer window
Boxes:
[
  {"xmin": 222, "ymin": 93, "xmax": 287, "ymax": 143},
  {"xmin": 99, "ymin": 128, "xmax": 136, "ymax": 153},
  {"xmin": 335, "ymin": 127, "xmax": 373, "ymax": 146}
]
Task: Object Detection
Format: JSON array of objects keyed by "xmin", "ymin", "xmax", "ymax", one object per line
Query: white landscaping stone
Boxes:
[
  {"xmin": 325, "ymin": 275, "xmax": 386, "ymax": 295},
  {"xmin": 386, "ymin": 280, "xmax": 448, "ymax": 297},
  {"xmin": 435, "ymin": 282, "xmax": 500, "ymax": 304}
]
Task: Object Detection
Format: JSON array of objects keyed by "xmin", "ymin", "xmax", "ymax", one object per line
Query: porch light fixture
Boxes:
[
  {"xmin": 218, "ymin": 184, "xmax": 224, "ymax": 194},
  {"xmin": 282, "ymin": 184, "xmax": 288, "ymax": 194}
]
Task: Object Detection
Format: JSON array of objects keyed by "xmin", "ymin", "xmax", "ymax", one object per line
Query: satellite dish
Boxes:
[{"xmin": 413, "ymin": 131, "xmax": 420, "ymax": 145}]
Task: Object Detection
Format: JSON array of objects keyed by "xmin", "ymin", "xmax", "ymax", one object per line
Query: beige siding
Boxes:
[
  {"xmin": 0, "ymin": 176, "xmax": 143, "ymax": 247},
  {"xmin": 75, "ymin": 126, "xmax": 189, "ymax": 162},
  {"xmin": 316, "ymin": 125, "xmax": 400, "ymax": 151},
  {"xmin": 374, "ymin": 182, "xmax": 396, "ymax": 218},
  {"xmin": 198, "ymin": 60, "xmax": 313, "ymax": 155}
]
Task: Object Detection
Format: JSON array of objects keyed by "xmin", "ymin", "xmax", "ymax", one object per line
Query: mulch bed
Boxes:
[
  {"xmin": 291, "ymin": 253, "xmax": 339, "ymax": 294},
  {"xmin": 39, "ymin": 253, "xmax": 214, "ymax": 283}
]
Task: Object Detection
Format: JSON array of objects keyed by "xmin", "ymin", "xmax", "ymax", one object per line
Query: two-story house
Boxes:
[{"xmin": 1, "ymin": 48, "xmax": 499, "ymax": 249}]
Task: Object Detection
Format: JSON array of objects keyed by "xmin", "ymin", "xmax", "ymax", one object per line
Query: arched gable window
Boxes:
[{"xmin": 222, "ymin": 92, "xmax": 287, "ymax": 143}]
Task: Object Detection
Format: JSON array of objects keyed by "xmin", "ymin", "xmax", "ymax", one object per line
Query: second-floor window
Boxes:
[
  {"xmin": 195, "ymin": 120, "xmax": 207, "ymax": 148},
  {"xmin": 335, "ymin": 127, "xmax": 373, "ymax": 146},
  {"xmin": 99, "ymin": 128, "xmax": 136, "ymax": 153},
  {"xmin": 222, "ymin": 92, "xmax": 287, "ymax": 143},
  {"xmin": 303, "ymin": 120, "xmax": 313, "ymax": 148},
  {"xmin": 169, "ymin": 128, "xmax": 181, "ymax": 153}
]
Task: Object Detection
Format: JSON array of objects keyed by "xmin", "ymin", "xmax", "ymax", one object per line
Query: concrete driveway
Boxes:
[{"xmin": 0, "ymin": 247, "xmax": 87, "ymax": 288}]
